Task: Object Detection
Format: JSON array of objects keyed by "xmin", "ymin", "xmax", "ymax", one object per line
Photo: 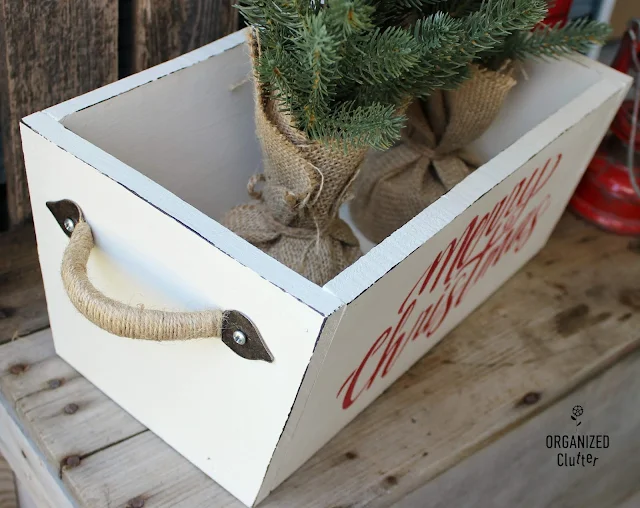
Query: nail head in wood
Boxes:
[
  {"xmin": 521, "ymin": 391, "xmax": 541, "ymax": 405},
  {"xmin": 48, "ymin": 378, "xmax": 63, "ymax": 389},
  {"xmin": 64, "ymin": 403, "xmax": 79, "ymax": 415},
  {"xmin": 127, "ymin": 496, "xmax": 145, "ymax": 508},
  {"xmin": 9, "ymin": 363, "xmax": 28, "ymax": 375},
  {"xmin": 63, "ymin": 455, "xmax": 81, "ymax": 468}
]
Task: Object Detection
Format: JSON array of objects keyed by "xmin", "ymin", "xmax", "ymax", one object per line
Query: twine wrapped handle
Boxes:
[{"xmin": 47, "ymin": 199, "xmax": 273, "ymax": 362}]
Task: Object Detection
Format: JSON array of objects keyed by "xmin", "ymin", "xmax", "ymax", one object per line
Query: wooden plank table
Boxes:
[{"xmin": 1, "ymin": 213, "xmax": 640, "ymax": 508}]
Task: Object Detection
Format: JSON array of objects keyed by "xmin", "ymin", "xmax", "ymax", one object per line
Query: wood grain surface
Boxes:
[
  {"xmin": 0, "ymin": 0, "xmax": 118, "ymax": 227},
  {"xmin": 396, "ymin": 349, "xmax": 640, "ymax": 508},
  {"xmin": 0, "ymin": 452, "xmax": 17, "ymax": 508},
  {"xmin": 0, "ymin": 213, "xmax": 639, "ymax": 507},
  {"xmin": 132, "ymin": 0, "xmax": 239, "ymax": 72},
  {"xmin": 0, "ymin": 223, "xmax": 48, "ymax": 344}
]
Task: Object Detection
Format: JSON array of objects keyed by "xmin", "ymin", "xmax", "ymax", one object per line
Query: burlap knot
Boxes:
[
  {"xmin": 350, "ymin": 64, "xmax": 517, "ymax": 244},
  {"xmin": 223, "ymin": 30, "xmax": 367, "ymax": 286},
  {"xmin": 224, "ymin": 202, "xmax": 361, "ymax": 285}
]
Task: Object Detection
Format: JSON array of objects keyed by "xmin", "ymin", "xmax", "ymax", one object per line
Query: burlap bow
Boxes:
[
  {"xmin": 350, "ymin": 64, "xmax": 517, "ymax": 244},
  {"xmin": 224, "ymin": 201, "xmax": 361, "ymax": 285},
  {"xmin": 223, "ymin": 31, "xmax": 366, "ymax": 286}
]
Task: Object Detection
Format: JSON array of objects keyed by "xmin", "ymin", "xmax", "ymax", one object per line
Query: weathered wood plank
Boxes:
[
  {"xmin": 1, "ymin": 213, "xmax": 639, "ymax": 507},
  {"xmin": 0, "ymin": 392, "xmax": 74, "ymax": 508},
  {"xmin": 0, "ymin": 452, "xmax": 18, "ymax": 508},
  {"xmin": 0, "ymin": 0, "xmax": 118, "ymax": 227},
  {"xmin": 15, "ymin": 366, "xmax": 147, "ymax": 467},
  {"xmin": 0, "ymin": 330, "xmax": 55, "ymax": 377},
  {"xmin": 0, "ymin": 332, "xmax": 146, "ymax": 469},
  {"xmin": 394, "ymin": 349, "xmax": 640, "ymax": 508},
  {"xmin": 132, "ymin": 0, "xmax": 239, "ymax": 73},
  {"xmin": 0, "ymin": 223, "xmax": 48, "ymax": 343}
]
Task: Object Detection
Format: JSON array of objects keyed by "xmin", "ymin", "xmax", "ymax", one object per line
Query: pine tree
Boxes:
[{"xmin": 236, "ymin": 0, "xmax": 546, "ymax": 151}]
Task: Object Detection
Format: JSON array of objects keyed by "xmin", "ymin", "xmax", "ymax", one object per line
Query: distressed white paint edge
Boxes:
[
  {"xmin": 21, "ymin": 114, "xmax": 342, "ymax": 317},
  {"xmin": 256, "ymin": 305, "xmax": 347, "ymax": 503},
  {"xmin": 326, "ymin": 61, "xmax": 632, "ymax": 304},
  {"xmin": 42, "ymin": 29, "xmax": 249, "ymax": 122}
]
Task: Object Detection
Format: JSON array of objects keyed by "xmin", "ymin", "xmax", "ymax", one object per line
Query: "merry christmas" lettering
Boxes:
[{"xmin": 338, "ymin": 153, "xmax": 563, "ymax": 410}]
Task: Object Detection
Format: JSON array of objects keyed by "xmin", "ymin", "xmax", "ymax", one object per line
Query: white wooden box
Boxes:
[{"xmin": 20, "ymin": 30, "xmax": 630, "ymax": 507}]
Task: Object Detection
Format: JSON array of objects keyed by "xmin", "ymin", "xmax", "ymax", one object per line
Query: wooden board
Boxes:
[
  {"xmin": 1, "ymin": 213, "xmax": 639, "ymax": 507},
  {"xmin": 132, "ymin": 0, "xmax": 239, "ymax": 73},
  {"xmin": 0, "ymin": 223, "xmax": 48, "ymax": 344},
  {"xmin": 0, "ymin": 0, "xmax": 118, "ymax": 227},
  {"xmin": 396, "ymin": 348, "xmax": 640, "ymax": 508},
  {"xmin": 0, "ymin": 330, "xmax": 74, "ymax": 508},
  {"xmin": 0, "ymin": 453, "xmax": 17, "ymax": 508}
]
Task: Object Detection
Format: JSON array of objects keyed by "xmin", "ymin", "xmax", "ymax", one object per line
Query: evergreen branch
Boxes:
[
  {"xmin": 498, "ymin": 18, "xmax": 612, "ymax": 62},
  {"xmin": 342, "ymin": 26, "xmax": 422, "ymax": 87},
  {"xmin": 413, "ymin": 11, "xmax": 460, "ymax": 48},
  {"xmin": 404, "ymin": 0, "xmax": 547, "ymax": 97},
  {"xmin": 351, "ymin": 12, "xmax": 467, "ymax": 104},
  {"xmin": 458, "ymin": 0, "xmax": 548, "ymax": 55},
  {"xmin": 410, "ymin": 12, "xmax": 469, "ymax": 93},
  {"xmin": 325, "ymin": 0, "xmax": 376, "ymax": 35},
  {"xmin": 236, "ymin": 0, "xmax": 302, "ymax": 29},
  {"xmin": 310, "ymin": 101, "xmax": 406, "ymax": 150},
  {"xmin": 295, "ymin": 12, "xmax": 342, "ymax": 127}
]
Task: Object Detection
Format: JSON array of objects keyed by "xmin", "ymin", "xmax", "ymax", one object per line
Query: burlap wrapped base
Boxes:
[
  {"xmin": 350, "ymin": 64, "xmax": 517, "ymax": 244},
  {"xmin": 223, "ymin": 32, "xmax": 367, "ymax": 286}
]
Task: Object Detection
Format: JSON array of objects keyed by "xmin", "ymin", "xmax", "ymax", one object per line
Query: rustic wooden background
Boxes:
[{"xmin": 0, "ymin": 0, "xmax": 239, "ymax": 231}]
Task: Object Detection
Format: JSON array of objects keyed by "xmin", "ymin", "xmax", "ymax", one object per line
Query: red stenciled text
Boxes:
[{"xmin": 338, "ymin": 153, "xmax": 562, "ymax": 410}]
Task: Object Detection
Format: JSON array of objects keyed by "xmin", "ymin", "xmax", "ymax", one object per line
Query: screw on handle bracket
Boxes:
[
  {"xmin": 46, "ymin": 199, "xmax": 84, "ymax": 237},
  {"xmin": 222, "ymin": 311, "xmax": 274, "ymax": 363}
]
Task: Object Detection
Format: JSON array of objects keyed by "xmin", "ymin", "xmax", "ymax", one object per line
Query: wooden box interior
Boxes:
[{"xmin": 60, "ymin": 38, "xmax": 603, "ymax": 301}]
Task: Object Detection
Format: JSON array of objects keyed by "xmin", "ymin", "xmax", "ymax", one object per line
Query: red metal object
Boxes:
[
  {"xmin": 569, "ymin": 20, "xmax": 640, "ymax": 235},
  {"xmin": 546, "ymin": 0, "xmax": 573, "ymax": 20},
  {"xmin": 540, "ymin": 0, "xmax": 573, "ymax": 27}
]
